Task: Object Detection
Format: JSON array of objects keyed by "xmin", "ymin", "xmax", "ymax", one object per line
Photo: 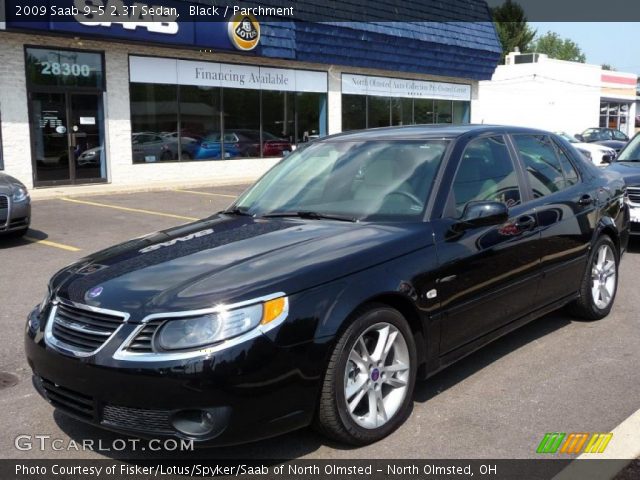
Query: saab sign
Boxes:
[{"xmin": 5, "ymin": 0, "xmax": 261, "ymax": 52}]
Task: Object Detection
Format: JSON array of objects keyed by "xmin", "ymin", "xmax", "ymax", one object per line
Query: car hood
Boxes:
[
  {"xmin": 595, "ymin": 140, "xmax": 627, "ymax": 150},
  {"xmin": 575, "ymin": 142, "xmax": 614, "ymax": 153},
  {"xmin": 607, "ymin": 162, "xmax": 640, "ymax": 186},
  {"xmin": 51, "ymin": 215, "xmax": 431, "ymax": 319}
]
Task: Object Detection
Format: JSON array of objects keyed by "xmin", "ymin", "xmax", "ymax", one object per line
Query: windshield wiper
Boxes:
[
  {"xmin": 220, "ymin": 206, "xmax": 254, "ymax": 217},
  {"xmin": 261, "ymin": 211, "xmax": 358, "ymax": 222}
]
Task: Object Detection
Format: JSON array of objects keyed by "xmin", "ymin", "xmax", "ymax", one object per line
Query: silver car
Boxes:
[{"xmin": 0, "ymin": 172, "xmax": 31, "ymax": 236}]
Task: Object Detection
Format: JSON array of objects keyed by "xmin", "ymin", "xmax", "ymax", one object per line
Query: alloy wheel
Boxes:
[
  {"xmin": 344, "ymin": 322, "xmax": 411, "ymax": 429},
  {"xmin": 591, "ymin": 244, "xmax": 616, "ymax": 309}
]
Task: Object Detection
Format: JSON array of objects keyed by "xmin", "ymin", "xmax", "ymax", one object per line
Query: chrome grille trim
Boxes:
[
  {"xmin": 45, "ymin": 299, "xmax": 129, "ymax": 358},
  {"xmin": 627, "ymin": 186, "xmax": 640, "ymax": 205}
]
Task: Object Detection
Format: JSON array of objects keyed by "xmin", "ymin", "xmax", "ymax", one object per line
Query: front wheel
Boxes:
[
  {"xmin": 315, "ymin": 304, "xmax": 417, "ymax": 445},
  {"xmin": 567, "ymin": 235, "xmax": 618, "ymax": 320}
]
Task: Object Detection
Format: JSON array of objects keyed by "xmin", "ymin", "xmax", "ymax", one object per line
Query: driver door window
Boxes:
[{"xmin": 451, "ymin": 136, "xmax": 521, "ymax": 216}]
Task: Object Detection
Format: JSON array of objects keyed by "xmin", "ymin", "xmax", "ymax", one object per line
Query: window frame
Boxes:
[
  {"xmin": 509, "ymin": 133, "xmax": 583, "ymax": 201},
  {"xmin": 441, "ymin": 133, "xmax": 525, "ymax": 219}
]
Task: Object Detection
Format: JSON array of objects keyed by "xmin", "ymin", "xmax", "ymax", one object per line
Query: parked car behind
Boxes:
[
  {"xmin": 0, "ymin": 172, "xmax": 31, "ymax": 237},
  {"xmin": 577, "ymin": 128, "xmax": 629, "ymax": 153},
  {"xmin": 555, "ymin": 132, "xmax": 617, "ymax": 167},
  {"xmin": 26, "ymin": 126, "xmax": 628, "ymax": 447},
  {"xmin": 607, "ymin": 132, "xmax": 640, "ymax": 236},
  {"xmin": 195, "ymin": 130, "xmax": 292, "ymax": 160}
]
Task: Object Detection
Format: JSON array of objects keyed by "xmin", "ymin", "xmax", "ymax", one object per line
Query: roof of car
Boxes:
[{"xmin": 322, "ymin": 124, "xmax": 552, "ymax": 141}]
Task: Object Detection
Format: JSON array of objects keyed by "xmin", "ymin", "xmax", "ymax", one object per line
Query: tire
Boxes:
[
  {"xmin": 315, "ymin": 304, "xmax": 417, "ymax": 445},
  {"xmin": 160, "ymin": 151, "xmax": 173, "ymax": 161},
  {"xmin": 181, "ymin": 151, "xmax": 192, "ymax": 160},
  {"xmin": 567, "ymin": 235, "xmax": 618, "ymax": 320}
]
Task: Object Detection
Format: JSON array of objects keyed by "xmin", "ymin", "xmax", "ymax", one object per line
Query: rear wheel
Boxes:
[
  {"xmin": 315, "ymin": 304, "xmax": 417, "ymax": 445},
  {"xmin": 568, "ymin": 235, "xmax": 618, "ymax": 320}
]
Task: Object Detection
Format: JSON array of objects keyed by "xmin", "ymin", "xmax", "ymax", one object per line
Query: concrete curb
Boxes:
[{"xmin": 29, "ymin": 177, "xmax": 257, "ymax": 201}]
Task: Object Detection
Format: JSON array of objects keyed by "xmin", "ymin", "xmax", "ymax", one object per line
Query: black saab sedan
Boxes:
[{"xmin": 26, "ymin": 126, "xmax": 628, "ymax": 446}]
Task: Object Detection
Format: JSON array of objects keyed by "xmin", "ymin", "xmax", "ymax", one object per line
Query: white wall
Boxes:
[
  {"xmin": 0, "ymin": 31, "xmax": 477, "ymax": 189},
  {"xmin": 472, "ymin": 58, "xmax": 602, "ymax": 136}
]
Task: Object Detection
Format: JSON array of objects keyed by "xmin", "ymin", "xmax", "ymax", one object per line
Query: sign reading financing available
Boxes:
[
  {"xmin": 342, "ymin": 73, "xmax": 471, "ymax": 101},
  {"xmin": 227, "ymin": 13, "xmax": 260, "ymax": 51}
]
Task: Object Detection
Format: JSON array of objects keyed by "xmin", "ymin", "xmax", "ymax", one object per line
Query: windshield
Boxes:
[
  {"xmin": 233, "ymin": 139, "xmax": 449, "ymax": 221},
  {"xmin": 617, "ymin": 134, "xmax": 640, "ymax": 161}
]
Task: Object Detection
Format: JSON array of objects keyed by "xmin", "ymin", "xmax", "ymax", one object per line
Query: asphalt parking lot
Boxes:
[{"xmin": 1, "ymin": 185, "xmax": 639, "ymax": 461}]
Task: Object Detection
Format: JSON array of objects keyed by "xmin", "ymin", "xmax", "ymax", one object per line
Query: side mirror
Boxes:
[
  {"xmin": 574, "ymin": 134, "xmax": 584, "ymax": 142},
  {"xmin": 460, "ymin": 201, "xmax": 509, "ymax": 228}
]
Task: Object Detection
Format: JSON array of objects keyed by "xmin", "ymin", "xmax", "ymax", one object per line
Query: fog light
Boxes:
[{"xmin": 170, "ymin": 407, "xmax": 230, "ymax": 439}]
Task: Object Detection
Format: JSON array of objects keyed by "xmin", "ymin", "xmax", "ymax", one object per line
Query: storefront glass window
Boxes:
[
  {"xmin": 262, "ymin": 90, "xmax": 295, "ymax": 157},
  {"xmin": 180, "ymin": 86, "xmax": 221, "ymax": 161},
  {"xmin": 368, "ymin": 96, "xmax": 391, "ymax": 128},
  {"xmin": 599, "ymin": 101, "xmax": 631, "ymax": 134},
  {"xmin": 297, "ymin": 92, "xmax": 326, "ymax": 144},
  {"xmin": 453, "ymin": 101, "xmax": 470, "ymax": 123},
  {"xmin": 434, "ymin": 100, "xmax": 453, "ymax": 123},
  {"xmin": 0, "ymin": 113, "xmax": 3, "ymax": 170},
  {"xmin": 391, "ymin": 98, "xmax": 413, "ymax": 126},
  {"xmin": 414, "ymin": 99, "xmax": 434, "ymax": 124},
  {"xmin": 222, "ymin": 88, "xmax": 261, "ymax": 158},
  {"xmin": 342, "ymin": 94, "xmax": 367, "ymax": 131},
  {"xmin": 130, "ymin": 83, "xmax": 178, "ymax": 163}
]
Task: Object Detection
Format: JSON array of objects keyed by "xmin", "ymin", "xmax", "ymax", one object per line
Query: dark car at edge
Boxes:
[
  {"xmin": 607, "ymin": 132, "xmax": 640, "ymax": 236},
  {"xmin": 25, "ymin": 125, "xmax": 629, "ymax": 446}
]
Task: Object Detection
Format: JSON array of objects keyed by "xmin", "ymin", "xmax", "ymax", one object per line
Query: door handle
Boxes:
[
  {"xmin": 515, "ymin": 215, "xmax": 536, "ymax": 231},
  {"xmin": 578, "ymin": 194, "xmax": 594, "ymax": 206}
]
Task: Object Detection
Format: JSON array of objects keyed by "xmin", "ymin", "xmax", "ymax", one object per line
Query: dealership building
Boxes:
[
  {"xmin": 0, "ymin": 0, "xmax": 501, "ymax": 190},
  {"xmin": 472, "ymin": 50, "xmax": 639, "ymax": 138}
]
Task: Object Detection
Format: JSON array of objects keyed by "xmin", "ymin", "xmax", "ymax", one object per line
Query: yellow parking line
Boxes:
[
  {"xmin": 24, "ymin": 236, "xmax": 81, "ymax": 252},
  {"xmin": 60, "ymin": 197, "xmax": 199, "ymax": 221},
  {"xmin": 173, "ymin": 188, "xmax": 237, "ymax": 198}
]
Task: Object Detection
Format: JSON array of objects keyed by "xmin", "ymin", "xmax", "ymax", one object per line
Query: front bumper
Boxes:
[
  {"xmin": 0, "ymin": 197, "xmax": 30, "ymax": 233},
  {"xmin": 25, "ymin": 307, "xmax": 328, "ymax": 446}
]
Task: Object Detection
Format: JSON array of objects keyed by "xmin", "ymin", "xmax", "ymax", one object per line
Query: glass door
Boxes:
[
  {"xmin": 30, "ymin": 92, "xmax": 106, "ymax": 185},
  {"xmin": 30, "ymin": 92, "xmax": 71, "ymax": 184},
  {"xmin": 70, "ymin": 94, "xmax": 106, "ymax": 182}
]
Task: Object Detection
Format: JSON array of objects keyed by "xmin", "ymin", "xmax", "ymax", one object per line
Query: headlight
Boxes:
[
  {"xmin": 156, "ymin": 296, "xmax": 287, "ymax": 351},
  {"xmin": 12, "ymin": 186, "xmax": 29, "ymax": 203}
]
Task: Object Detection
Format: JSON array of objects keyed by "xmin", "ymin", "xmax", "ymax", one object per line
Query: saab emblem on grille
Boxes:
[{"xmin": 87, "ymin": 286, "xmax": 103, "ymax": 298}]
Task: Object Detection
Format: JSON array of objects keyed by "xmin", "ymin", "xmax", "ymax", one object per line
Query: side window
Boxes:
[
  {"xmin": 451, "ymin": 136, "xmax": 521, "ymax": 216},
  {"xmin": 513, "ymin": 135, "xmax": 566, "ymax": 198},
  {"xmin": 613, "ymin": 130, "xmax": 627, "ymax": 141},
  {"xmin": 553, "ymin": 142, "xmax": 579, "ymax": 187}
]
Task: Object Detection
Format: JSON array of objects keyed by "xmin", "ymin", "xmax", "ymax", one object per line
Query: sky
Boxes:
[{"xmin": 529, "ymin": 23, "xmax": 640, "ymax": 75}]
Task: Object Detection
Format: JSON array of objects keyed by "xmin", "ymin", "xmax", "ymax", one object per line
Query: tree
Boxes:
[
  {"xmin": 601, "ymin": 64, "xmax": 615, "ymax": 71},
  {"xmin": 529, "ymin": 31, "xmax": 586, "ymax": 63},
  {"xmin": 491, "ymin": 0, "xmax": 536, "ymax": 62}
]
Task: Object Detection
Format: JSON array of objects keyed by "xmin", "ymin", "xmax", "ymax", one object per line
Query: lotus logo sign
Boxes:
[{"xmin": 228, "ymin": 13, "xmax": 260, "ymax": 51}]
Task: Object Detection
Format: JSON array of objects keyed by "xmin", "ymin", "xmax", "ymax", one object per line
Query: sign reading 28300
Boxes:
[{"xmin": 40, "ymin": 62, "xmax": 92, "ymax": 77}]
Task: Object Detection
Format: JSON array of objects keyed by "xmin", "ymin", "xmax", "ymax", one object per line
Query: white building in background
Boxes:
[{"xmin": 472, "ymin": 51, "xmax": 638, "ymax": 138}]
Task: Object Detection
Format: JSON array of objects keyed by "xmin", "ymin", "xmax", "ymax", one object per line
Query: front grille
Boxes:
[
  {"xmin": 102, "ymin": 404, "xmax": 173, "ymax": 434},
  {"xmin": 38, "ymin": 377, "xmax": 94, "ymax": 420},
  {"xmin": 628, "ymin": 187, "xmax": 640, "ymax": 205},
  {"xmin": 51, "ymin": 302, "xmax": 126, "ymax": 354},
  {"xmin": 126, "ymin": 320, "xmax": 163, "ymax": 353}
]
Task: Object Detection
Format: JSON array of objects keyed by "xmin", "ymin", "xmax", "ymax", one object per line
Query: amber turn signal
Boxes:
[{"xmin": 261, "ymin": 297, "xmax": 286, "ymax": 325}]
